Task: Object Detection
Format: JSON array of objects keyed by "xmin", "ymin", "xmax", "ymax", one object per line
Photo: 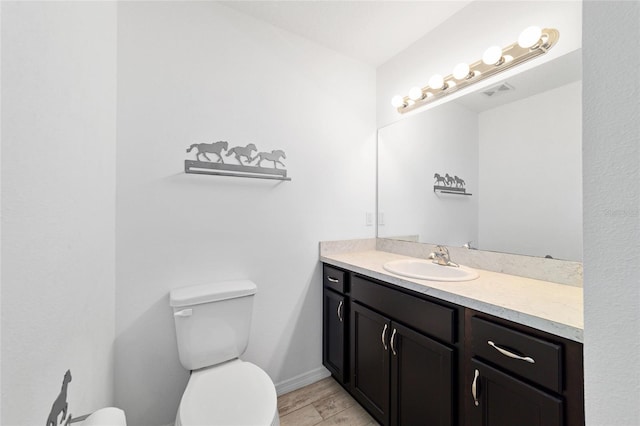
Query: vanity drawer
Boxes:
[
  {"xmin": 351, "ymin": 275, "xmax": 455, "ymax": 344},
  {"xmin": 471, "ymin": 316, "xmax": 563, "ymax": 393},
  {"xmin": 323, "ymin": 265, "xmax": 347, "ymax": 294}
]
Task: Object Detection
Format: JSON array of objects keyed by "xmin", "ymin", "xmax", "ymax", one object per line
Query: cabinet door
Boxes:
[
  {"xmin": 390, "ymin": 322, "xmax": 454, "ymax": 426},
  {"xmin": 470, "ymin": 359, "xmax": 563, "ymax": 426},
  {"xmin": 350, "ymin": 302, "xmax": 390, "ymax": 425},
  {"xmin": 323, "ymin": 288, "xmax": 347, "ymax": 384}
]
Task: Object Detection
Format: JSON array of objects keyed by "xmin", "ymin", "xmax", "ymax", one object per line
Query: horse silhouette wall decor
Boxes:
[
  {"xmin": 185, "ymin": 141, "xmax": 291, "ymax": 181},
  {"xmin": 433, "ymin": 172, "xmax": 472, "ymax": 196},
  {"xmin": 46, "ymin": 370, "xmax": 72, "ymax": 426}
]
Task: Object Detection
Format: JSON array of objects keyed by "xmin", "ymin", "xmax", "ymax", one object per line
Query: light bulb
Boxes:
[
  {"xmin": 408, "ymin": 86, "xmax": 423, "ymax": 101},
  {"xmin": 518, "ymin": 26, "xmax": 542, "ymax": 49},
  {"xmin": 453, "ymin": 62, "xmax": 471, "ymax": 80},
  {"xmin": 428, "ymin": 74, "xmax": 445, "ymax": 90},
  {"xmin": 391, "ymin": 95, "xmax": 405, "ymax": 108},
  {"xmin": 482, "ymin": 46, "xmax": 503, "ymax": 65}
]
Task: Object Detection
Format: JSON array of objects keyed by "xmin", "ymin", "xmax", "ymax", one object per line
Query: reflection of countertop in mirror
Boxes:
[{"xmin": 321, "ymin": 249, "xmax": 583, "ymax": 343}]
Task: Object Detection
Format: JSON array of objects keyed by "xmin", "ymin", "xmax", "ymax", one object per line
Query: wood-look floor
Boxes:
[{"xmin": 277, "ymin": 377, "xmax": 379, "ymax": 426}]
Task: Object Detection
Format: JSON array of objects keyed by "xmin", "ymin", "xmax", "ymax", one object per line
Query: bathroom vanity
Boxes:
[{"xmin": 321, "ymin": 250, "xmax": 584, "ymax": 426}]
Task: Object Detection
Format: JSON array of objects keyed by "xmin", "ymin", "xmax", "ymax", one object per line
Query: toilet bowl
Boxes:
[
  {"xmin": 176, "ymin": 360, "xmax": 278, "ymax": 426},
  {"xmin": 170, "ymin": 280, "xmax": 279, "ymax": 426}
]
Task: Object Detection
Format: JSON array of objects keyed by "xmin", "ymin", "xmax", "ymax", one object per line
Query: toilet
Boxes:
[{"xmin": 170, "ymin": 280, "xmax": 279, "ymax": 426}]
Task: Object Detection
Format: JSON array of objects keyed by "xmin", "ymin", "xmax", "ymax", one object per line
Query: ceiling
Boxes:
[{"xmin": 220, "ymin": 1, "xmax": 473, "ymax": 67}]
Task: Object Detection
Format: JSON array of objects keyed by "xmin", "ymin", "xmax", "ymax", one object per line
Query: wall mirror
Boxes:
[{"xmin": 377, "ymin": 50, "xmax": 582, "ymax": 261}]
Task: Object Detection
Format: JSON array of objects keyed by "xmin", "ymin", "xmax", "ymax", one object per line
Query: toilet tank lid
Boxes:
[{"xmin": 170, "ymin": 280, "xmax": 257, "ymax": 307}]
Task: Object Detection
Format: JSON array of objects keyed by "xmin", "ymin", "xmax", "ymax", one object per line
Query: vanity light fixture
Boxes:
[{"xmin": 391, "ymin": 26, "xmax": 559, "ymax": 114}]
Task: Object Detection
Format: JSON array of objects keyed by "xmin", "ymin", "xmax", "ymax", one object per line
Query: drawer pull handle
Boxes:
[
  {"xmin": 381, "ymin": 324, "xmax": 388, "ymax": 351},
  {"xmin": 327, "ymin": 276, "xmax": 340, "ymax": 283},
  {"xmin": 488, "ymin": 341, "xmax": 535, "ymax": 364},
  {"xmin": 337, "ymin": 300, "xmax": 344, "ymax": 322},
  {"xmin": 472, "ymin": 369, "xmax": 480, "ymax": 406},
  {"xmin": 390, "ymin": 328, "xmax": 397, "ymax": 356}
]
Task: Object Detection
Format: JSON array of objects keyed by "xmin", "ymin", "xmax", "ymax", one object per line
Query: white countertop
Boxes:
[{"xmin": 321, "ymin": 250, "xmax": 583, "ymax": 343}]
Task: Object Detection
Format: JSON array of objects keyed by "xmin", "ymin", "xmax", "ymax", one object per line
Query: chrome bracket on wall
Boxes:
[{"xmin": 185, "ymin": 142, "xmax": 291, "ymax": 181}]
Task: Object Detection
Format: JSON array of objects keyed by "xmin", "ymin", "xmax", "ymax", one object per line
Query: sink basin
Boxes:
[{"xmin": 383, "ymin": 259, "xmax": 479, "ymax": 282}]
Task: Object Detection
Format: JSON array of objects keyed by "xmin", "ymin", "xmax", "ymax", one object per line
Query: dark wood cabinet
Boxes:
[
  {"xmin": 323, "ymin": 288, "xmax": 347, "ymax": 383},
  {"xmin": 350, "ymin": 277, "xmax": 457, "ymax": 426},
  {"xmin": 464, "ymin": 310, "xmax": 584, "ymax": 426},
  {"xmin": 469, "ymin": 359, "xmax": 563, "ymax": 426},
  {"xmin": 390, "ymin": 321, "xmax": 454, "ymax": 426},
  {"xmin": 322, "ymin": 265, "xmax": 349, "ymax": 386},
  {"xmin": 321, "ymin": 263, "xmax": 584, "ymax": 426},
  {"xmin": 350, "ymin": 302, "xmax": 390, "ymax": 424}
]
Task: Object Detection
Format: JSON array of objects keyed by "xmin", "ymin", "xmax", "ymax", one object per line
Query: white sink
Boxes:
[{"xmin": 383, "ymin": 259, "xmax": 479, "ymax": 282}]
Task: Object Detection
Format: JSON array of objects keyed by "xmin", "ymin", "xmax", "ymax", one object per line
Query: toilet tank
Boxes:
[{"xmin": 170, "ymin": 280, "xmax": 257, "ymax": 371}]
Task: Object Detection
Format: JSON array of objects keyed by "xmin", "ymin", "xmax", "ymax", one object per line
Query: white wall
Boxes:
[
  {"xmin": 478, "ymin": 81, "xmax": 582, "ymax": 260},
  {"xmin": 1, "ymin": 2, "xmax": 117, "ymax": 425},
  {"xmin": 114, "ymin": 3, "xmax": 376, "ymax": 425},
  {"xmin": 378, "ymin": 101, "xmax": 478, "ymax": 245},
  {"xmin": 377, "ymin": 1, "xmax": 582, "ymax": 128},
  {"xmin": 583, "ymin": 1, "xmax": 640, "ymax": 424}
]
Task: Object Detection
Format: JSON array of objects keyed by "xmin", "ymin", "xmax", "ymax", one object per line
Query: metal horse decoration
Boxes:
[
  {"xmin": 186, "ymin": 141, "xmax": 229, "ymax": 163},
  {"xmin": 433, "ymin": 172, "xmax": 471, "ymax": 195},
  {"xmin": 185, "ymin": 140, "xmax": 290, "ymax": 181},
  {"xmin": 225, "ymin": 143, "xmax": 257, "ymax": 165},
  {"xmin": 46, "ymin": 370, "xmax": 72, "ymax": 426},
  {"xmin": 251, "ymin": 150, "xmax": 286, "ymax": 169}
]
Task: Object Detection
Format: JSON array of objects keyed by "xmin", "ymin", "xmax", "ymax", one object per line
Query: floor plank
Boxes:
[
  {"xmin": 277, "ymin": 377, "xmax": 379, "ymax": 425},
  {"xmin": 312, "ymin": 387, "xmax": 357, "ymax": 420},
  {"xmin": 279, "ymin": 404, "xmax": 324, "ymax": 426},
  {"xmin": 277, "ymin": 377, "xmax": 342, "ymax": 417},
  {"xmin": 314, "ymin": 404, "xmax": 377, "ymax": 426}
]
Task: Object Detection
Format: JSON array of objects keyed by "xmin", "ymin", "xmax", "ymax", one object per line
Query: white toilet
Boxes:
[{"xmin": 170, "ymin": 280, "xmax": 279, "ymax": 426}]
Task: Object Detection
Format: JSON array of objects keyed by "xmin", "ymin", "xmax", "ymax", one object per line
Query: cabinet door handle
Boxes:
[
  {"xmin": 472, "ymin": 369, "xmax": 480, "ymax": 406},
  {"xmin": 337, "ymin": 300, "xmax": 344, "ymax": 322},
  {"xmin": 488, "ymin": 340, "xmax": 535, "ymax": 364},
  {"xmin": 327, "ymin": 276, "xmax": 340, "ymax": 283},
  {"xmin": 381, "ymin": 324, "xmax": 388, "ymax": 351},
  {"xmin": 390, "ymin": 328, "xmax": 397, "ymax": 356}
]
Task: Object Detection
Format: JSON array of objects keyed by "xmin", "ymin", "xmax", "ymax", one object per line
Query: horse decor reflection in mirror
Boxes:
[
  {"xmin": 185, "ymin": 140, "xmax": 291, "ymax": 181},
  {"xmin": 433, "ymin": 172, "xmax": 472, "ymax": 196}
]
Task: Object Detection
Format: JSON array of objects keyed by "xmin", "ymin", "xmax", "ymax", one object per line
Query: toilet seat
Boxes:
[{"xmin": 177, "ymin": 360, "xmax": 279, "ymax": 426}]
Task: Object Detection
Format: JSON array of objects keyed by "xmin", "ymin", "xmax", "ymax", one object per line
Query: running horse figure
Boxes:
[
  {"xmin": 226, "ymin": 143, "xmax": 257, "ymax": 165},
  {"xmin": 251, "ymin": 150, "xmax": 286, "ymax": 169},
  {"xmin": 445, "ymin": 173, "xmax": 456, "ymax": 187},
  {"xmin": 434, "ymin": 173, "xmax": 447, "ymax": 186},
  {"xmin": 186, "ymin": 141, "xmax": 229, "ymax": 163}
]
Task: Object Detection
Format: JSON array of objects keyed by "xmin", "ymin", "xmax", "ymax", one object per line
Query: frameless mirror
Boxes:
[{"xmin": 377, "ymin": 50, "xmax": 583, "ymax": 261}]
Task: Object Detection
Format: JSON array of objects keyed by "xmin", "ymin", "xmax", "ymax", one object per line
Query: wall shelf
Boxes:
[
  {"xmin": 433, "ymin": 185, "xmax": 472, "ymax": 196},
  {"xmin": 184, "ymin": 160, "xmax": 291, "ymax": 181}
]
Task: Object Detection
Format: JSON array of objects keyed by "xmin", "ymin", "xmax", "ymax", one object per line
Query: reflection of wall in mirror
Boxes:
[
  {"xmin": 478, "ymin": 80, "xmax": 582, "ymax": 261},
  {"xmin": 378, "ymin": 101, "xmax": 479, "ymax": 246}
]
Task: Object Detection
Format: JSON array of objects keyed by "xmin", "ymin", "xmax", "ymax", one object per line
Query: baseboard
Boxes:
[{"xmin": 274, "ymin": 366, "xmax": 332, "ymax": 396}]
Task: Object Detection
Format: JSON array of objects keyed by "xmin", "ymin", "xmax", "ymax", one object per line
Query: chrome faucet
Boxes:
[{"xmin": 429, "ymin": 245, "xmax": 459, "ymax": 267}]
